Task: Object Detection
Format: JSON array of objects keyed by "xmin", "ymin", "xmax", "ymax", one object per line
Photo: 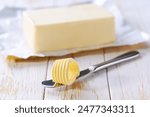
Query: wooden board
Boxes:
[
  {"xmin": 0, "ymin": 0, "xmax": 150, "ymax": 100},
  {"xmin": 0, "ymin": 56, "xmax": 49, "ymax": 99}
]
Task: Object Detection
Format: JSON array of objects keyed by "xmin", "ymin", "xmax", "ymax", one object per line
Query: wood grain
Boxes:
[{"xmin": 0, "ymin": 55, "xmax": 49, "ymax": 99}]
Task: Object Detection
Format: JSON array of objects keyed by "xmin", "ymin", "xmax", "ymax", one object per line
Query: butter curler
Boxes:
[{"xmin": 51, "ymin": 58, "xmax": 80, "ymax": 85}]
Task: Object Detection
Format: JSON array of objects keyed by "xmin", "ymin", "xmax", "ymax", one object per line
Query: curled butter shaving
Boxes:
[{"xmin": 51, "ymin": 58, "xmax": 80, "ymax": 85}]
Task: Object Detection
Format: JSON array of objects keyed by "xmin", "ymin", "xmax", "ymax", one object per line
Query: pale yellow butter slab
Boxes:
[{"xmin": 23, "ymin": 4, "xmax": 115, "ymax": 53}]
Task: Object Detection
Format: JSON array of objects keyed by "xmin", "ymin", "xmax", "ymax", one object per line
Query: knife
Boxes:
[{"xmin": 42, "ymin": 51, "xmax": 140, "ymax": 88}]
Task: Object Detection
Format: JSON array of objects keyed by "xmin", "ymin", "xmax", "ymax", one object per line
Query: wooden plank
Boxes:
[
  {"xmin": 105, "ymin": 44, "xmax": 150, "ymax": 99},
  {"xmin": 0, "ymin": 56, "xmax": 49, "ymax": 99},
  {"xmin": 44, "ymin": 49, "xmax": 110, "ymax": 100}
]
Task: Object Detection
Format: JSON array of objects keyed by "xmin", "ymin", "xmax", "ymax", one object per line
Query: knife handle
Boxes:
[{"xmin": 90, "ymin": 51, "xmax": 140, "ymax": 72}]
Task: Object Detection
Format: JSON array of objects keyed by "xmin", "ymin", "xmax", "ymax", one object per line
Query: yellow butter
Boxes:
[
  {"xmin": 51, "ymin": 58, "xmax": 80, "ymax": 85},
  {"xmin": 23, "ymin": 4, "xmax": 115, "ymax": 53}
]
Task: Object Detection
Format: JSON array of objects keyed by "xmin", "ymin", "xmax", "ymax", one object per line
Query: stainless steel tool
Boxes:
[{"xmin": 42, "ymin": 51, "xmax": 140, "ymax": 88}]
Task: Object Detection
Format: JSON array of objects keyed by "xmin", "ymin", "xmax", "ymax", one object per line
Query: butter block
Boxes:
[{"xmin": 23, "ymin": 4, "xmax": 115, "ymax": 53}]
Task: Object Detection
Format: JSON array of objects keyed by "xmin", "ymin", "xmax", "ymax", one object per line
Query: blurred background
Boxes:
[{"xmin": 0, "ymin": 0, "xmax": 149, "ymax": 33}]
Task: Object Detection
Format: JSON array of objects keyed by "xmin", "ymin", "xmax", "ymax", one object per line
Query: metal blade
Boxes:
[
  {"xmin": 42, "ymin": 80, "xmax": 56, "ymax": 88},
  {"xmin": 77, "ymin": 69, "xmax": 91, "ymax": 78},
  {"xmin": 41, "ymin": 68, "xmax": 91, "ymax": 87}
]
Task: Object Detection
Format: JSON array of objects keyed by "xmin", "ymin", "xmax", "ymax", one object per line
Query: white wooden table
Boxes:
[{"xmin": 0, "ymin": 0, "xmax": 150, "ymax": 100}]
